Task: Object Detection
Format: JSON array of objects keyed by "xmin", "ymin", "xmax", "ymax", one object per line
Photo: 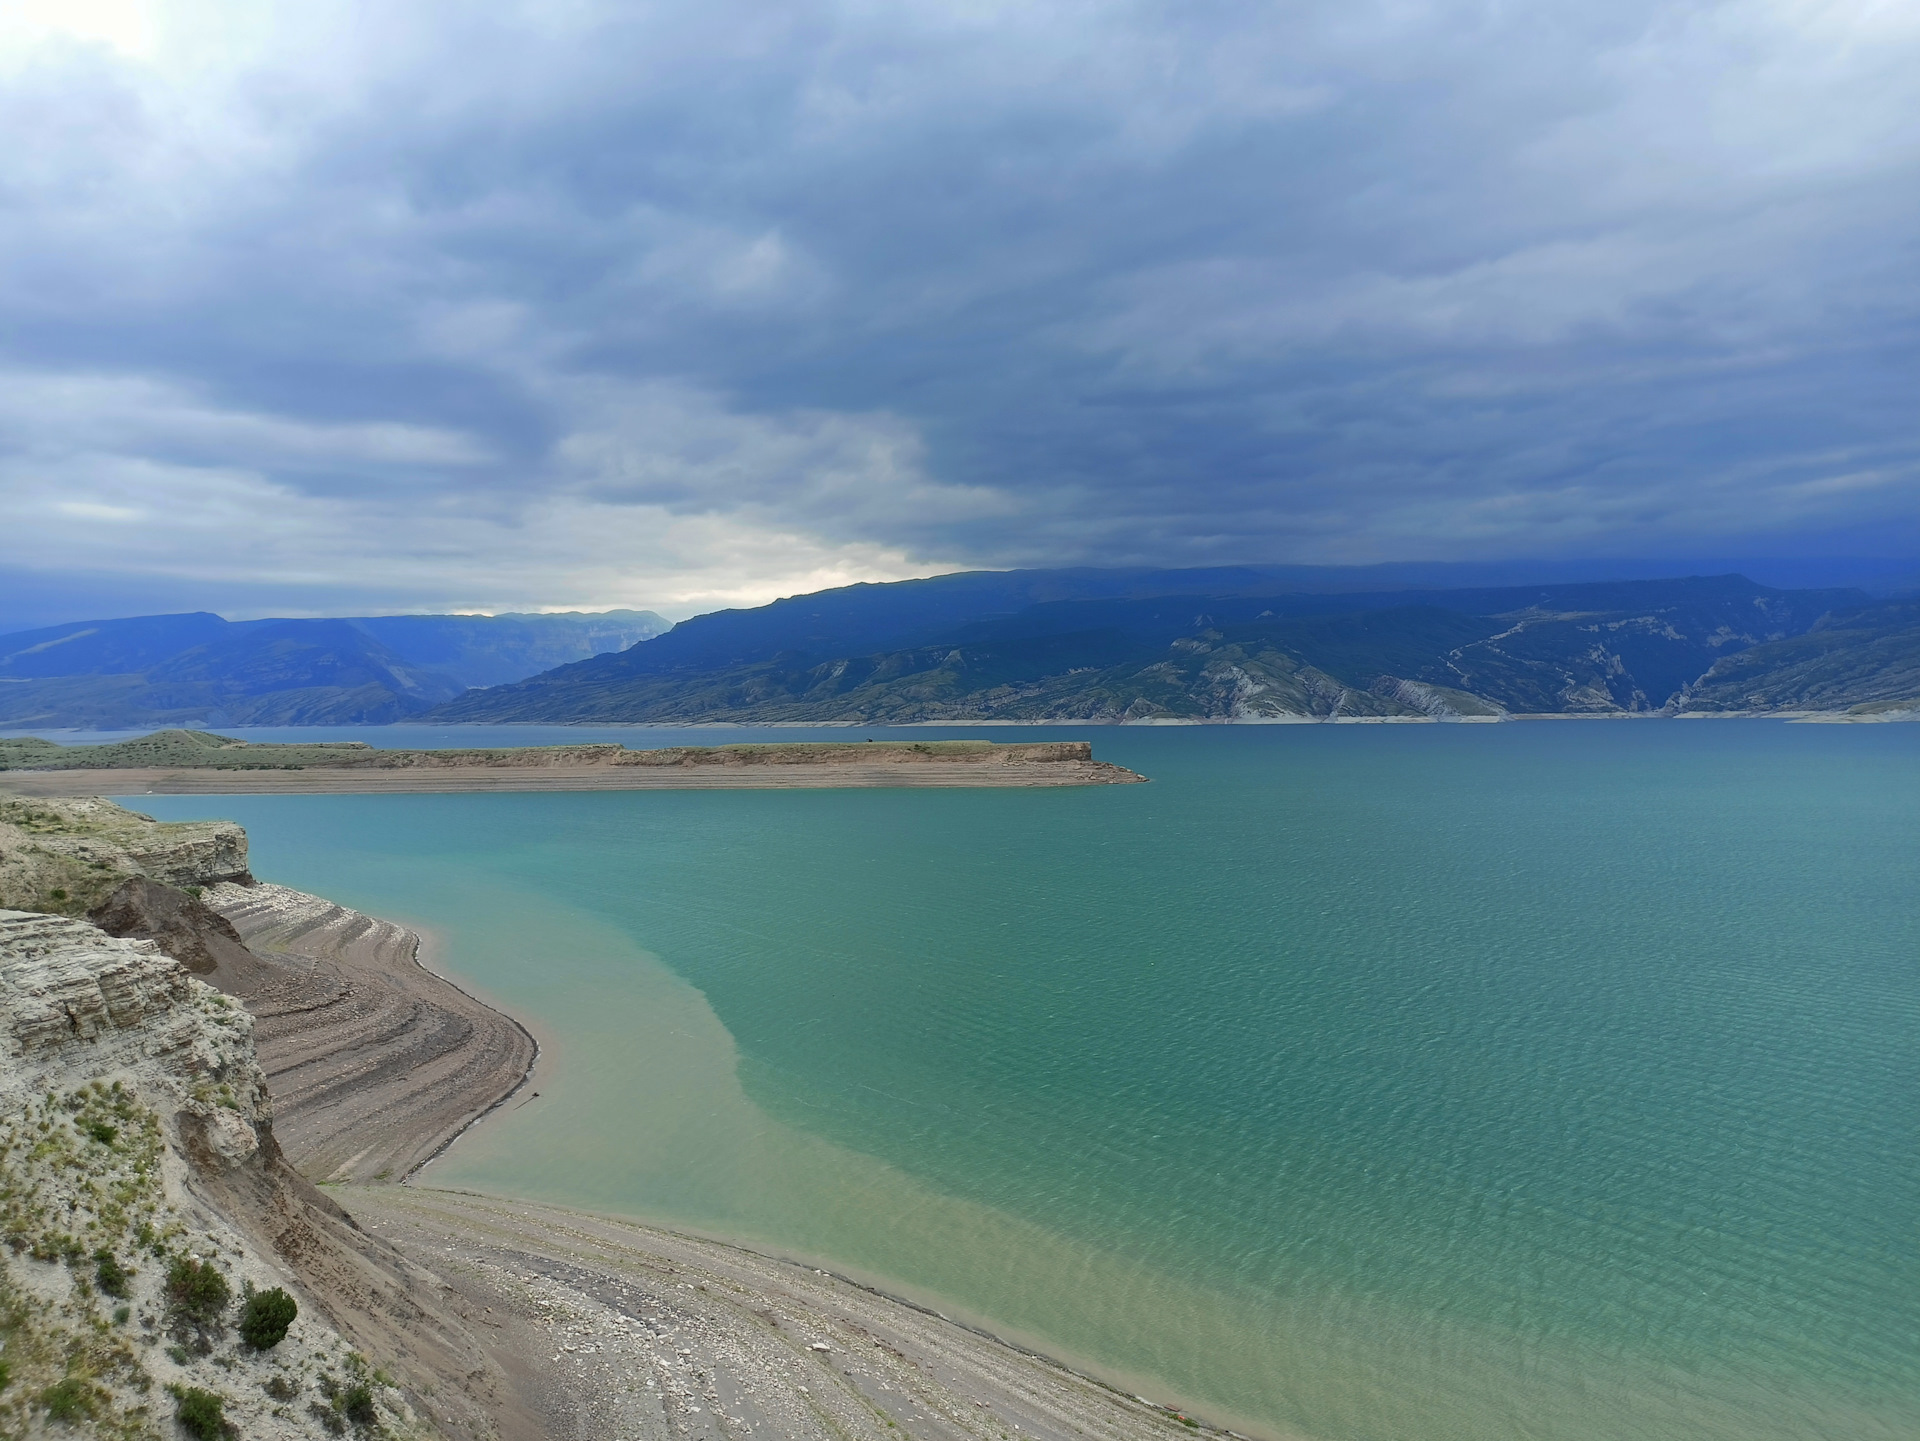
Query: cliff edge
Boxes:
[{"xmin": 0, "ymin": 910, "xmax": 505, "ymax": 1440}]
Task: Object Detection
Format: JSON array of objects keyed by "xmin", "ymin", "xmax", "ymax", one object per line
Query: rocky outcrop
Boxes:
[
  {"xmin": 0, "ymin": 909, "xmax": 520, "ymax": 1441},
  {"xmin": 0, "ymin": 910, "xmax": 406, "ymax": 1439},
  {"xmin": 88, "ymin": 876, "xmax": 258, "ymax": 978},
  {"xmin": 0, "ymin": 795, "xmax": 249, "ymax": 920},
  {"xmin": 1369, "ymin": 675, "xmax": 1507, "ymax": 720}
]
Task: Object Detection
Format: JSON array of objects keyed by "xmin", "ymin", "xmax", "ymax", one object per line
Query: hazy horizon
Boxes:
[{"xmin": 5, "ymin": 552, "xmax": 1917, "ymax": 638}]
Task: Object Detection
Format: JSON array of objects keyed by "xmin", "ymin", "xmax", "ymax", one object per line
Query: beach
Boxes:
[{"xmin": 194, "ymin": 876, "xmax": 1226, "ymax": 1441}]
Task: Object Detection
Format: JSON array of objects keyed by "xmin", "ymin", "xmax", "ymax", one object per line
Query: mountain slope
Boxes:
[
  {"xmin": 1678, "ymin": 601, "xmax": 1920, "ymax": 715},
  {"xmin": 345, "ymin": 609, "xmax": 666, "ymax": 687},
  {"xmin": 0, "ymin": 609, "xmax": 665, "ymax": 728},
  {"xmin": 0, "ymin": 621, "xmax": 459, "ymax": 727},
  {"xmin": 436, "ymin": 573, "xmax": 1885, "ymax": 722}
]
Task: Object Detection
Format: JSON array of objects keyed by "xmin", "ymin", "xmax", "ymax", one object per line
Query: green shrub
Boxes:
[
  {"xmin": 171, "ymin": 1384, "xmax": 226, "ymax": 1440},
  {"xmin": 84, "ymin": 1120, "xmax": 117, "ymax": 1144},
  {"xmin": 0, "ymin": 1359, "xmax": 10, "ymax": 1392},
  {"xmin": 95, "ymin": 1249, "xmax": 131, "ymax": 1298},
  {"xmin": 114, "ymin": 1305, "xmax": 132, "ymax": 1325},
  {"xmin": 318, "ymin": 1373, "xmax": 378, "ymax": 1429},
  {"xmin": 167, "ymin": 1257, "xmax": 230, "ymax": 1322},
  {"xmin": 239, "ymin": 1286, "xmax": 298, "ymax": 1349},
  {"xmin": 42, "ymin": 1376, "xmax": 96, "ymax": 1422},
  {"xmin": 340, "ymin": 1382, "xmax": 377, "ymax": 1426}
]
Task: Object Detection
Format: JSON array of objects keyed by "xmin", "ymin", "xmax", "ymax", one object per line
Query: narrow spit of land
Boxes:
[{"xmin": 0, "ymin": 729, "xmax": 1146, "ymax": 793}]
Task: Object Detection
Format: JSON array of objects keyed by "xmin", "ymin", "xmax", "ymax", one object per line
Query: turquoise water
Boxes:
[{"xmin": 135, "ymin": 722, "xmax": 1920, "ymax": 1441}]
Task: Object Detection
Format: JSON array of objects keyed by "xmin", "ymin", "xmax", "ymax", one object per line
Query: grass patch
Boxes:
[
  {"xmin": 42, "ymin": 1375, "xmax": 98, "ymax": 1422},
  {"xmin": 95, "ymin": 1249, "xmax": 132, "ymax": 1298}
]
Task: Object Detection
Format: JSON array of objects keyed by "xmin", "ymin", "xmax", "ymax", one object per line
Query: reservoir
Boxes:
[{"xmin": 135, "ymin": 721, "xmax": 1920, "ymax": 1441}]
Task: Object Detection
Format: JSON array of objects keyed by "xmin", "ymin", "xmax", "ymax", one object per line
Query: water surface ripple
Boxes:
[{"xmin": 137, "ymin": 722, "xmax": 1920, "ymax": 1441}]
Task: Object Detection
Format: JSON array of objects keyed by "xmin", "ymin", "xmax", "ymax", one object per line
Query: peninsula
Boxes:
[{"xmin": 0, "ymin": 729, "xmax": 1146, "ymax": 794}]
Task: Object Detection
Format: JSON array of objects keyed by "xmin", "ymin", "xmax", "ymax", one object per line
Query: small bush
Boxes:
[
  {"xmin": 340, "ymin": 1382, "xmax": 377, "ymax": 1427},
  {"xmin": 95, "ymin": 1249, "xmax": 131, "ymax": 1298},
  {"xmin": 50, "ymin": 888, "xmax": 68, "ymax": 902},
  {"xmin": 265, "ymin": 1374, "xmax": 299, "ymax": 1401},
  {"xmin": 83, "ymin": 1120, "xmax": 117, "ymax": 1144},
  {"xmin": 0, "ymin": 1359, "xmax": 10, "ymax": 1392},
  {"xmin": 318, "ymin": 1373, "xmax": 378, "ymax": 1430},
  {"xmin": 114, "ymin": 1305, "xmax": 132, "ymax": 1325},
  {"xmin": 239, "ymin": 1286, "xmax": 298, "ymax": 1349},
  {"xmin": 167, "ymin": 1257, "xmax": 230, "ymax": 1322},
  {"xmin": 42, "ymin": 1376, "xmax": 96, "ymax": 1422},
  {"xmin": 171, "ymin": 1384, "xmax": 226, "ymax": 1440}
]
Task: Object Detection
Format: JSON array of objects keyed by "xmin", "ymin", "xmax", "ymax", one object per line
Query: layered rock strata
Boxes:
[
  {"xmin": 0, "ymin": 910, "xmax": 491, "ymax": 1441},
  {"xmin": 201, "ymin": 883, "xmax": 535, "ymax": 1186}
]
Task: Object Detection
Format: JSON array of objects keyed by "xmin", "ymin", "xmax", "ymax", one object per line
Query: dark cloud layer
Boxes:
[{"xmin": 2, "ymin": 0, "xmax": 1916, "ymax": 618}]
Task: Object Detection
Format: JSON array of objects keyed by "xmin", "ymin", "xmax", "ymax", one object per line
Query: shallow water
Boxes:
[{"xmin": 135, "ymin": 722, "xmax": 1920, "ymax": 1441}]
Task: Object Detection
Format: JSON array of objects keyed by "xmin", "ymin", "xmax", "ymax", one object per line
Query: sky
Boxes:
[{"xmin": 2, "ymin": 0, "xmax": 1916, "ymax": 624}]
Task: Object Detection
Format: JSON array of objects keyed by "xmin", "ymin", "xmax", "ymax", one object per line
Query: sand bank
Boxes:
[{"xmin": 0, "ymin": 734, "xmax": 1146, "ymax": 794}]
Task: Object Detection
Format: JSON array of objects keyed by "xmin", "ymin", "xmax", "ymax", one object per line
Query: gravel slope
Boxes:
[{"xmin": 343, "ymin": 1186, "xmax": 1243, "ymax": 1441}]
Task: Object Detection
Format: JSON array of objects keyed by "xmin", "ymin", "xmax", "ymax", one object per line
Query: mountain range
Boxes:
[
  {"xmin": 429, "ymin": 572, "xmax": 1920, "ymax": 723},
  {"xmin": 6, "ymin": 569, "xmax": 1916, "ymax": 729},
  {"xmin": 0, "ymin": 610, "xmax": 666, "ymax": 728}
]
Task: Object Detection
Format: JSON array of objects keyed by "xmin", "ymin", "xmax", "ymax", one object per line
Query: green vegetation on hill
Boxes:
[
  {"xmin": 0, "ymin": 730, "xmax": 379, "ymax": 771},
  {"xmin": 1680, "ymin": 602, "xmax": 1920, "ymax": 714},
  {"xmin": 430, "ymin": 575, "xmax": 1916, "ymax": 722},
  {"xmin": 0, "ymin": 730, "xmax": 1026, "ymax": 772}
]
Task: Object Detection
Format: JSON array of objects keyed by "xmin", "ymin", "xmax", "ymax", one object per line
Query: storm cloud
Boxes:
[{"xmin": 3, "ymin": 0, "xmax": 1916, "ymax": 619}]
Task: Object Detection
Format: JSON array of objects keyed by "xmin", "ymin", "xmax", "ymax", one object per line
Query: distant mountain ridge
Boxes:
[
  {"xmin": 430, "ymin": 572, "xmax": 1917, "ymax": 723},
  {"xmin": 0, "ymin": 609, "xmax": 666, "ymax": 728}
]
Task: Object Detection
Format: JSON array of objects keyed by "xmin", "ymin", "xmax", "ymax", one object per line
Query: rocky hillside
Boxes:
[
  {"xmin": 0, "ymin": 796, "xmax": 249, "ymax": 921},
  {"xmin": 0, "ymin": 911, "xmax": 430, "ymax": 1440},
  {"xmin": 1678, "ymin": 600, "xmax": 1920, "ymax": 716},
  {"xmin": 430, "ymin": 574, "xmax": 1915, "ymax": 723},
  {"xmin": 0, "ymin": 801, "xmax": 526, "ymax": 1441}
]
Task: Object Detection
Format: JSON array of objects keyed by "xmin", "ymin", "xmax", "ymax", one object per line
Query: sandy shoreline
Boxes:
[
  {"xmin": 0, "ymin": 759, "xmax": 1140, "ymax": 795},
  {"xmin": 339, "ymin": 1185, "xmax": 1252, "ymax": 1441},
  {"xmin": 205, "ymin": 881, "xmax": 1237, "ymax": 1440},
  {"xmin": 0, "ymin": 736, "xmax": 1148, "ymax": 794}
]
